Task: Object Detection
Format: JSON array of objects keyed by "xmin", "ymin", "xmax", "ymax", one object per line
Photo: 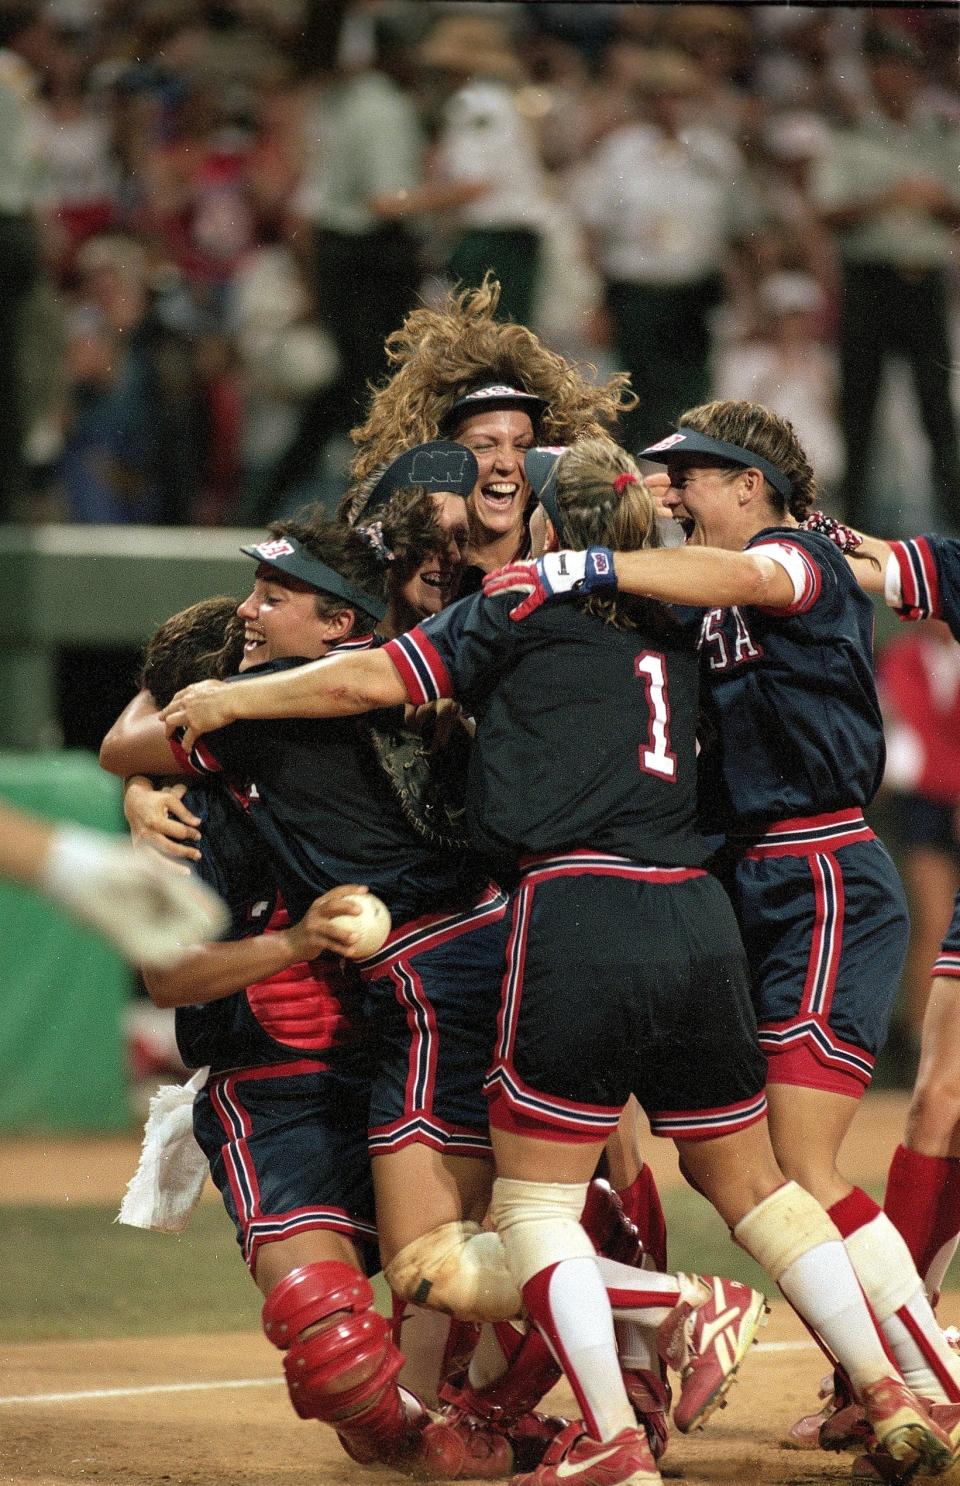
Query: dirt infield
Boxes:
[{"xmin": 0, "ymin": 1092, "xmax": 935, "ymax": 1486}]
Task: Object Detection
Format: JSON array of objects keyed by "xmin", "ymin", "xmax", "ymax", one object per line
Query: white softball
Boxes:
[{"xmin": 330, "ymin": 893, "xmax": 392, "ymax": 958}]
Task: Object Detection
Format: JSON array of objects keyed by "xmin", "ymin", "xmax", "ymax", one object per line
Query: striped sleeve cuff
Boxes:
[
  {"xmin": 888, "ymin": 538, "xmax": 939, "ymax": 621},
  {"xmin": 750, "ymin": 539, "xmax": 822, "ymax": 614},
  {"xmin": 382, "ymin": 629, "xmax": 454, "ymax": 705}
]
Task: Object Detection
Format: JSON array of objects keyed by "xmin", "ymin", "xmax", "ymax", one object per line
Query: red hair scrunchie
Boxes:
[{"xmin": 613, "ymin": 472, "xmax": 638, "ymax": 495}]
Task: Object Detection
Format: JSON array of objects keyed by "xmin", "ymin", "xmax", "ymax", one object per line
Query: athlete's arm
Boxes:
[
  {"xmin": 141, "ymin": 884, "xmax": 369, "ymax": 1007},
  {"xmin": 100, "ymin": 689, "xmax": 186, "ymax": 778},
  {"xmin": 483, "ymin": 544, "xmax": 796, "ymax": 615},
  {"xmin": 160, "ymin": 650, "xmax": 408, "ymax": 751},
  {"xmin": 0, "ymin": 800, "xmax": 227, "ymax": 967}
]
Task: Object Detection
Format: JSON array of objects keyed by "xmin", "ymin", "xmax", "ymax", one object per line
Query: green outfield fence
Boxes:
[{"xmin": 0, "ymin": 524, "xmax": 261, "ymax": 1130}]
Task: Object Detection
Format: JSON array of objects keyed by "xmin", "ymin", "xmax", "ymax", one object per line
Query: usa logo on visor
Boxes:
[
  {"xmin": 643, "ymin": 433, "xmax": 688, "ymax": 453},
  {"xmin": 463, "ymin": 384, "xmax": 528, "ymax": 401},
  {"xmin": 594, "ymin": 552, "xmax": 611, "ymax": 575},
  {"xmin": 255, "ymin": 539, "xmax": 295, "ymax": 559}
]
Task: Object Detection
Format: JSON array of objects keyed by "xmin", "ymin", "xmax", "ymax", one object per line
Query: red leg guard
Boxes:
[
  {"xmin": 617, "ymin": 1166, "xmax": 668, "ymax": 1273},
  {"xmin": 262, "ymin": 1261, "xmax": 422, "ymax": 1464},
  {"xmin": 580, "ymin": 1178, "xmax": 645, "ymax": 1268}
]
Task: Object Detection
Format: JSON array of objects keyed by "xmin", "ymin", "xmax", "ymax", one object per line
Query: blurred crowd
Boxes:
[{"xmin": 1, "ymin": 0, "xmax": 958, "ymax": 532}]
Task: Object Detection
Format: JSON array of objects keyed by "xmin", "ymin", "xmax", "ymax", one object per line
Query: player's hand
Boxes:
[
  {"xmin": 482, "ymin": 547, "xmax": 617, "ymax": 620},
  {"xmin": 42, "ymin": 827, "xmax": 229, "ymax": 968},
  {"xmin": 124, "ymin": 778, "xmax": 202, "ymax": 867},
  {"xmin": 287, "ymin": 884, "xmax": 370, "ymax": 961},
  {"xmin": 405, "ymin": 698, "xmax": 463, "ymax": 753},
  {"xmin": 160, "ymin": 680, "xmax": 233, "ymax": 752}
]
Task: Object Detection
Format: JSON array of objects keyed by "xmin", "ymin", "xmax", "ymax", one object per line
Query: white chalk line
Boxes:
[{"xmin": 0, "ymin": 1340, "xmax": 815, "ymax": 1408}]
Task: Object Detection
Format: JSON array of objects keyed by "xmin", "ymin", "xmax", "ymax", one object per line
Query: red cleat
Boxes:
[
  {"xmin": 622, "ymin": 1368, "xmax": 671, "ymax": 1461},
  {"xmin": 411, "ymin": 1407, "xmax": 516, "ymax": 1480},
  {"xmin": 510, "ymin": 1421, "xmax": 662, "ymax": 1486},
  {"xmin": 859, "ymin": 1377, "xmax": 953, "ymax": 1474},
  {"xmin": 657, "ymin": 1275, "xmax": 767, "ymax": 1433}
]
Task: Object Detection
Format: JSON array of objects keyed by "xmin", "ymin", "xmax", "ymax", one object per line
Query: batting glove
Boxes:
[{"xmin": 482, "ymin": 547, "xmax": 617, "ymax": 620}]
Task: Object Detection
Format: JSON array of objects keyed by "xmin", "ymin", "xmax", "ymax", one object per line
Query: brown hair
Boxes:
[
  {"xmin": 677, "ymin": 399, "xmax": 816, "ymax": 522},
  {"xmin": 266, "ymin": 510, "xmax": 387, "ymax": 635},
  {"xmin": 349, "ymin": 276, "xmax": 636, "ymax": 487},
  {"xmin": 140, "ymin": 597, "xmax": 244, "ymax": 706}
]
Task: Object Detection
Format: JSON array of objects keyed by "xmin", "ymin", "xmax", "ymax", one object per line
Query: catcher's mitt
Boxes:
[{"xmin": 361, "ymin": 710, "xmax": 471, "ymax": 852}]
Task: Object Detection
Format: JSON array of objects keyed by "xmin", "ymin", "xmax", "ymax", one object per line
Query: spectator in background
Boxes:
[
  {"xmin": 878, "ymin": 620, "xmax": 960, "ymax": 1044},
  {"xmin": 35, "ymin": 26, "xmax": 116, "ymax": 279},
  {"xmin": 415, "ymin": 11, "xmax": 552, "ymax": 325},
  {"xmin": 267, "ymin": 0, "xmax": 426, "ymax": 508},
  {"xmin": 575, "ymin": 47, "xmax": 757, "ymax": 453},
  {"xmin": 58, "ymin": 233, "xmax": 203, "ymax": 524},
  {"xmin": 713, "ymin": 271, "xmax": 842, "ymax": 499},
  {"xmin": 0, "ymin": 2, "xmax": 50, "ymax": 522},
  {"xmin": 811, "ymin": 25, "xmax": 960, "ymax": 532}
]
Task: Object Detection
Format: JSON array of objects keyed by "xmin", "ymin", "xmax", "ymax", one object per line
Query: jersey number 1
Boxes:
[{"xmin": 634, "ymin": 652, "xmax": 676, "ymax": 780}]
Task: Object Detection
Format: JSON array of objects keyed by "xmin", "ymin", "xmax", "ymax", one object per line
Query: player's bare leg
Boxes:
[
  {"xmin": 676, "ymin": 1118, "xmax": 952, "ymax": 1473},
  {"xmin": 886, "ymin": 976, "xmax": 960, "ymax": 1302},
  {"xmin": 489, "ymin": 1125, "xmax": 770, "ymax": 1486},
  {"xmin": 768, "ymin": 1082, "xmax": 960, "ymax": 1408}
]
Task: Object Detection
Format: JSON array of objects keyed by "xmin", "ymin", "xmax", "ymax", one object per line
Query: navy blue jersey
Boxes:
[
  {"xmin": 384, "ymin": 591, "xmax": 710, "ymax": 866},
  {"xmin": 694, "ymin": 527, "xmax": 885, "ymax": 833},
  {"xmin": 174, "ymin": 783, "xmax": 365, "ymax": 1072},
  {"xmin": 179, "ymin": 658, "xmax": 473, "ymax": 926},
  {"xmin": 888, "ymin": 535, "xmax": 960, "ymax": 640}
]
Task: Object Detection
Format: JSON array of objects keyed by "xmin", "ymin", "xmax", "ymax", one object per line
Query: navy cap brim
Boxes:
[
  {"xmin": 240, "ymin": 536, "xmax": 387, "ymax": 620},
  {"xmin": 638, "ymin": 429, "xmax": 794, "ymax": 502},
  {"xmin": 441, "ymin": 382, "xmax": 548, "ymax": 431},
  {"xmin": 524, "ymin": 446, "xmax": 569, "ymax": 541},
  {"xmin": 354, "ymin": 441, "xmax": 479, "ymax": 520}
]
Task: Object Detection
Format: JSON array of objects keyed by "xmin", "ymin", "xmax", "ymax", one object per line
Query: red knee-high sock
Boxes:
[
  {"xmin": 616, "ymin": 1166, "xmax": 668, "ymax": 1273},
  {"xmin": 885, "ymin": 1144, "xmax": 960, "ymax": 1286}
]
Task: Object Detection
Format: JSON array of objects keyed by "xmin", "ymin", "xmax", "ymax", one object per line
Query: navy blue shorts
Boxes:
[
  {"xmin": 193, "ymin": 1056, "xmax": 376, "ymax": 1274},
  {"xmin": 721, "ymin": 811, "xmax": 910, "ymax": 1097},
  {"xmin": 358, "ymin": 882, "xmax": 509, "ymax": 1158},
  {"xmin": 934, "ymin": 890, "xmax": 960, "ymax": 978},
  {"xmin": 484, "ymin": 852, "xmax": 768, "ymax": 1145}
]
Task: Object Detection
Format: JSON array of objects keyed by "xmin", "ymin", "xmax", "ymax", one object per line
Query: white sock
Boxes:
[
  {"xmin": 542, "ymin": 1256, "xmax": 636, "ymax": 1440},
  {"xmin": 778, "ymin": 1241, "xmax": 891, "ymax": 1392},
  {"xmin": 467, "ymin": 1323, "xmax": 513, "ymax": 1392},
  {"xmin": 615, "ymin": 1317, "xmax": 660, "ymax": 1373},
  {"xmin": 595, "ymin": 1255, "xmax": 694, "ymax": 1326}
]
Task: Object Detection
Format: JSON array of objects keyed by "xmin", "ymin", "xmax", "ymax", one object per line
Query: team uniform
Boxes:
[
  {"xmin": 696, "ymin": 526, "xmax": 909, "ymax": 1097},
  {"xmin": 886, "ymin": 535, "xmax": 960, "ymax": 980},
  {"xmin": 383, "ymin": 591, "xmax": 767, "ymax": 1143},
  {"xmin": 176, "ymin": 781, "xmax": 377, "ymax": 1275},
  {"xmin": 174, "ymin": 654, "xmax": 510, "ymax": 1159}
]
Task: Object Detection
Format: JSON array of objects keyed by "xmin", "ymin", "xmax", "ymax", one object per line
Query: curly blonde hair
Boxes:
[{"xmin": 349, "ymin": 276, "xmax": 636, "ymax": 487}]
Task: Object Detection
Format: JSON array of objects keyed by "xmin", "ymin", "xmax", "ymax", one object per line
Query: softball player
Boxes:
[{"xmin": 160, "ymin": 437, "xmax": 955, "ymax": 1486}]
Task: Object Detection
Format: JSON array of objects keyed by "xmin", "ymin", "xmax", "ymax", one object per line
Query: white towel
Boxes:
[{"xmin": 117, "ymin": 1067, "xmax": 210, "ymax": 1231}]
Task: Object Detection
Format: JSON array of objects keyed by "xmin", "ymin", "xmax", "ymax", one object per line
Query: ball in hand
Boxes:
[{"xmin": 330, "ymin": 893, "xmax": 392, "ymax": 958}]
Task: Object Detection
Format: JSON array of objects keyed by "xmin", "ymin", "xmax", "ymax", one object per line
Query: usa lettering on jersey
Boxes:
[{"xmin": 698, "ymin": 608, "xmax": 763, "ymax": 671}]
